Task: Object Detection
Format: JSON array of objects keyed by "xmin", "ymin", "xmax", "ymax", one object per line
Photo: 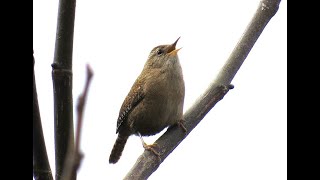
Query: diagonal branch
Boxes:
[
  {"xmin": 124, "ymin": 0, "xmax": 282, "ymax": 179},
  {"xmin": 51, "ymin": 0, "xmax": 77, "ymax": 180},
  {"xmin": 33, "ymin": 52, "xmax": 54, "ymax": 180}
]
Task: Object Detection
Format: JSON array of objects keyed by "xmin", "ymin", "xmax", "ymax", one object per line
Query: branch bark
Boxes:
[
  {"xmin": 33, "ymin": 52, "xmax": 54, "ymax": 180},
  {"xmin": 124, "ymin": 0, "xmax": 281, "ymax": 179},
  {"xmin": 51, "ymin": 0, "xmax": 77, "ymax": 180},
  {"xmin": 61, "ymin": 65, "xmax": 94, "ymax": 180}
]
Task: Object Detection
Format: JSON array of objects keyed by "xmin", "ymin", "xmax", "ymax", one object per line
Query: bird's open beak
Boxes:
[
  {"xmin": 167, "ymin": 37, "xmax": 181, "ymax": 56},
  {"xmin": 168, "ymin": 47, "xmax": 182, "ymax": 56}
]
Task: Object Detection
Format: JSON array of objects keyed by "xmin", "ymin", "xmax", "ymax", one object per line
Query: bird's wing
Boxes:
[{"xmin": 116, "ymin": 80, "xmax": 145, "ymax": 133}]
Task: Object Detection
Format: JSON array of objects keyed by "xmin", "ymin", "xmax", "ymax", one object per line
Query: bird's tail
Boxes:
[{"xmin": 109, "ymin": 134, "xmax": 129, "ymax": 164}]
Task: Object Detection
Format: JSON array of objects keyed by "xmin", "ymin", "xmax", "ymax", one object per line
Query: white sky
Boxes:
[{"xmin": 33, "ymin": 0, "xmax": 287, "ymax": 179}]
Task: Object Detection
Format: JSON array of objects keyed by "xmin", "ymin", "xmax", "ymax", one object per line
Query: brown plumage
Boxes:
[{"xmin": 109, "ymin": 37, "xmax": 185, "ymax": 164}]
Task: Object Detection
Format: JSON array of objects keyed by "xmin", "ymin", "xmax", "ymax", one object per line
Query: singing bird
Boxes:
[{"xmin": 109, "ymin": 37, "xmax": 186, "ymax": 164}]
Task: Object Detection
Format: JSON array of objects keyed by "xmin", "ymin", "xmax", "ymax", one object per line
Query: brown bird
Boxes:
[{"xmin": 109, "ymin": 37, "xmax": 186, "ymax": 164}]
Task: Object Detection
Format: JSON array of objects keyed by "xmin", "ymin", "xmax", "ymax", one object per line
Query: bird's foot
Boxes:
[
  {"xmin": 178, "ymin": 118, "xmax": 187, "ymax": 133},
  {"xmin": 142, "ymin": 142, "xmax": 161, "ymax": 157},
  {"xmin": 139, "ymin": 133, "xmax": 161, "ymax": 161}
]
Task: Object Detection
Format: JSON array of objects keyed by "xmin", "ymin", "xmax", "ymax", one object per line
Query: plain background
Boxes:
[{"xmin": 33, "ymin": 0, "xmax": 287, "ymax": 179}]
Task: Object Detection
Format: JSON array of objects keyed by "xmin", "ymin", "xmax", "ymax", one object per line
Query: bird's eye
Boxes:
[{"xmin": 156, "ymin": 48, "xmax": 164, "ymax": 56}]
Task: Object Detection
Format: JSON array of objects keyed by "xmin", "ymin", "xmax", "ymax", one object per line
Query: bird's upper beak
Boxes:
[{"xmin": 168, "ymin": 37, "xmax": 182, "ymax": 56}]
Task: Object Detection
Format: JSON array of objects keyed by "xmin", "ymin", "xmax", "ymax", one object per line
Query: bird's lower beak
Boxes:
[{"xmin": 168, "ymin": 47, "xmax": 182, "ymax": 56}]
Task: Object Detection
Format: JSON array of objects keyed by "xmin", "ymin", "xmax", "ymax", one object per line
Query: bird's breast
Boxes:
[{"xmin": 130, "ymin": 66, "xmax": 184, "ymax": 136}]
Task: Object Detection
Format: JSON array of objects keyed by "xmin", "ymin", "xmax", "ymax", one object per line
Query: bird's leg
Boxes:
[
  {"xmin": 177, "ymin": 118, "xmax": 187, "ymax": 133},
  {"xmin": 138, "ymin": 133, "xmax": 161, "ymax": 160}
]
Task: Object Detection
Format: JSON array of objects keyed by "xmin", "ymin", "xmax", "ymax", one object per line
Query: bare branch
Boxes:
[
  {"xmin": 124, "ymin": 0, "xmax": 281, "ymax": 179},
  {"xmin": 33, "ymin": 52, "xmax": 54, "ymax": 180},
  {"xmin": 61, "ymin": 64, "xmax": 94, "ymax": 180},
  {"xmin": 75, "ymin": 64, "xmax": 93, "ymax": 155},
  {"xmin": 51, "ymin": 0, "xmax": 77, "ymax": 179}
]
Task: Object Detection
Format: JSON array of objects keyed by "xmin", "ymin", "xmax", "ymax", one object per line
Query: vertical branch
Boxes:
[
  {"xmin": 33, "ymin": 52, "xmax": 54, "ymax": 180},
  {"xmin": 51, "ymin": 0, "xmax": 77, "ymax": 180},
  {"xmin": 124, "ymin": 0, "xmax": 282, "ymax": 179}
]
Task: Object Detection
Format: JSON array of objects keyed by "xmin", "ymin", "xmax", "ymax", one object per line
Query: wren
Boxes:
[{"xmin": 109, "ymin": 37, "xmax": 186, "ymax": 164}]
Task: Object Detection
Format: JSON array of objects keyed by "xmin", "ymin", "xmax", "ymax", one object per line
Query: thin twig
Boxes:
[{"xmin": 61, "ymin": 64, "xmax": 94, "ymax": 180}]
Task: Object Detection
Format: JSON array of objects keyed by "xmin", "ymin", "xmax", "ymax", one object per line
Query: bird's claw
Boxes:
[{"xmin": 178, "ymin": 119, "xmax": 187, "ymax": 133}]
